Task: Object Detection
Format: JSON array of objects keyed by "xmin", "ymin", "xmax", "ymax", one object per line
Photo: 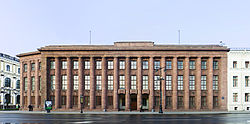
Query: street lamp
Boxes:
[
  {"xmin": 80, "ymin": 95, "xmax": 84, "ymax": 113},
  {"xmin": 155, "ymin": 67, "xmax": 166, "ymax": 114}
]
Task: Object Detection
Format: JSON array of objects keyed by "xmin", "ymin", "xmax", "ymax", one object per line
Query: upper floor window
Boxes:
[
  {"xmin": 31, "ymin": 63, "xmax": 35, "ymax": 71},
  {"xmin": 16, "ymin": 80, "xmax": 20, "ymax": 89},
  {"xmin": 213, "ymin": 61, "xmax": 219, "ymax": 70},
  {"xmin": 39, "ymin": 62, "xmax": 41, "ymax": 70},
  {"xmin": 189, "ymin": 75, "xmax": 195, "ymax": 90},
  {"xmin": 154, "ymin": 61, "xmax": 160, "ymax": 69},
  {"xmin": 96, "ymin": 61, "xmax": 102, "ymax": 69},
  {"xmin": 166, "ymin": 75, "xmax": 172, "ymax": 90},
  {"xmin": 245, "ymin": 93, "xmax": 250, "ymax": 102},
  {"xmin": 131, "ymin": 60, "xmax": 137, "ymax": 69},
  {"xmin": 177, "ymin": 76, "xmax": 183, "ymax": 90},
  {"xmin": 50, "ymin": 75, "xmax": 55, "ymax": 90},
  {"xmin": 166, "ymin": 60, "xmax": 172, "ymax": 69},
  {"xmin": 189, "ymin": 61, "xmax": 195, "ymax": 70},
  {"xmin": 154, "ymin": 76, "xmax": 160, "ymax": 90},
  {"xmin": 131, "ymin": 76, "xmax": 137, "ymax": 90},
  {"xmin": 177, "ymin": 61, "xmax": 183, "ymax": 70},
  {"xmin": 62, "ymin": 75, "xmax": 67, "ymax": 90},
  {"xmin": 233, "ymin": 93, "xmax": 238, "ymax": 102},
  {"xmin": 50, "ymin": 61, "xmax": 55, "ymax": 69},
  {"xmin": 18, "ymin": 68, "xmax": 20, "ymax": 74},
  {"xmin": 213, "ymin": 75, "xmax": 219, "ymax": 90},
  {"xmin": 119, "ymin": 61, "xmax": 125, "ymax": 69},
  {"xmin": 96, "ymin": 76, "xmax": 102, "ymax": 90},
  {"xmin": 6, "ymin": 65, "xmax": 10, "ymax": 71},
  {"xmin": 73, "ymin": 61, "xmax": 78, "ymax": 69},
  {"xmin": 246, "ymin": 61, "xmax": 249, "ymax": 68},
  {"xmin": 201, "ymin": 61, "xmax": 207, "ymax": 70},
  {"xmin": 24, "ymin": 77, "xmax": 28, "ymax": 91},
  {"xmin": 246, "ymin": 76, "xmax": 249, "ymax": 87},
  {"xmin": 84, "ymin": 75, "xmax": 90, "ymax": 90},
  {"xmin": 233, "ymin": 61, "xmax": 237, "ymax": 68},
  {"xmin": 85, "ymin": 61, "xmax": 90, "ymax": 69},
  {"xmin": 4, "ymin": 78, "xmax": 11, "ymax": 87},
  {"xmin": 31, "ymin": 77, "xmax": 35, "ymax": 91},
  {"xmin": 142, "ymin": 61, "xmax": 148, "ymax": 69},
  {"xmin": 233, "ymin": 76, "xmax": 238, "ymax": 87},
  {"xmin": 24, "ymin": 64, "xmax": 27, "ymax": 72},
  {"xmin": 62, "ymin": 61, "xmax": 67, "ymax": 69},
  {"xmin": 108, "ymin": 75, "xmax": 113, "ymax": 90},
  {"xmin": 201, "ymin": 76, "xmax": 207, "ymax": 90},
  {"xmin": 73, "ymin": 75, "xmax": 79, "ymax": 90},
  {"xmin": 108, "ymin": 61, "xmax": 113, "ymax": 69},
  {"xmin": 119, "ymin": 75, "xmax": 125, "ymax": 89},
  {"xmin": 142, "ymin": 76, "xmax": 148, "ymax": 90}
]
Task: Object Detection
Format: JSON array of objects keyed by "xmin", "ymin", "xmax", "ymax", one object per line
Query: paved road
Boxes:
[{"xmin": 0, "ymin": 113, "xmax": 250, "ymax": 124}]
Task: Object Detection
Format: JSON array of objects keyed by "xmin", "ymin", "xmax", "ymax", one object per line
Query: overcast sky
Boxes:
[{"xmin": 0, "ymin": 0, "xmax": 250, "ymax": 57}]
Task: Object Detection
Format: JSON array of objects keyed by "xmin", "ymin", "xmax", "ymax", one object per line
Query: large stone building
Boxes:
[
  {"xmin": 228, "ymin": 49, "xmax": 250, "ymax": 111},
  {"xmin": 17, "ymin": 42, "xmax": 229, "ymax": 111},
  {"xmin": 0, "ymin": 53, "xmax": 20, "ymax": 109}
]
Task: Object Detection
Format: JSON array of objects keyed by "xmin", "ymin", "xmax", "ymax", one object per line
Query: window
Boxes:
[
  {"xmin": 213, "ymin": 96, "xmax": 218, "ymax": 107},
  {"xmin": 4, "ymin": 78, "xmax": 11, "ymax": 87},
  {"xmin": 213, "ymin": 61, "xmax": 219, "ymax": 69},
  {"xmin": 154, "ymin": 61, "xmax": 160, "ymax": 69},
  {"xmin": 24, "ymin": 77, "xmax": 28, "ymax": 91},
  {"xmin": 50, "ymin": 61, "xmax": 55, "ymax": 69},
  {"xmin": 245, "ymin": 93, "xmax": 250, "ymax": 102},
  {"xmin": 213, "ymin": 76, "xmax": 219, "ymax": 90},
  {"xmin": 233, "ymin": 76, "xmax": 238, "ymax": 87},
  {"xmin": 246, "ymin": 61, "xmax": 249, "ymax": 68},
  {"xmin": 233, "ymin": 61, "xmax": 237, "ymax": 68},
  {"xmin": 166, "ymin": 96, "xmax": 172, "ymax": 108},
  {"xmin": 85, "ymin": 61, "xmax": 90, "ymax": 69},
  {"xmin": 201, "ymin": 76, "xmax": 207, "ymax": 90},
  {"xmin": 96, "ymin": 76, "xmax": 102, "ymax": 90},
  {"xmin": 246, "ymin": 76, "xmax": 249, "ymax": 87},
  {"xmin": 108, "ymin": 75, "xmax": 113, "ymax": 90},
  {"xmin": 39, "ymin": 76, "xmax": 41, "ymax": 90},
  {"xmin": 177, "ymin": 96, "xmax": 184, "ymax": 108},
  {"xmin": 96, "ymin": 61, "xmax": 102, "ymax": 69},
  {"xmin": 108, "ymin": 96, "xmax": 113, "ymax": 106},
  {"xmin": 177, "ymin": 61, "xmax": 183, "ymax": 69},
  {"xmin": 119, "ymin": 76, "xmax": 125, "ymax": 89},
  {"xmin": 24, "ymin": 64, "xmax": 27, "ymax": 72},
  {"xmin": 189, "ymin": 61, "xmax": 195, "ymax": 70},
  {"xmin": 96, "ymin": 96, "xmax": 101, "ymax": 106},
  {"xmin": 61, "ymin": 96, "xmax": 66, "ymax": 105},
  {"xmin": 154, "ymin": 76, "xmax": 160, "ymax": 90},
  {"xmin": 119, "ymin": 61, "xmax": 125, "ymax": 69},
  {"xmin": 201, "ymin": 61, "xmax": 207, "ymax": 70},
  {"xmin": 62, "ymin": 75, "xmax": 67, "ymax": 90},
  {"xmin": 73, "ymin": 75, "xmax": 79, "ymax": 90},
  {"xmin": 31, "ymin": 63, "xmax": 35, "ymax": 71},
  {"xmin": 6, "ymin": 65, "xmax": 10, "ymax": 71},
  {"xmin": 108, "ymin": 61, "xmax": 113, "ymax": 69},
  {"xmin": 177, "ymin": 76, "xmax": 183, "ymax": 90},
  {"xmin": 73, "ymin": 61, "xmax": 78, "ymax": 69},
  {"xmin": 85, "ymin": 96, "xmax": 90, "ymax": 106},
  {"xmin": 131, "ymin": 76, "xmax": 137, "ymax": 89},
  {"xmin": 85, "ymin": 76, "xmax": 90, "ymax": 90},
  {"xmin": 166, "ymin": 75, "xmax": 172, "ymax": 90},
  {"xmin": 201, "ymin": 96, "xmax": 207, "ymax": 108},
  {"xmin": 31, "ymin": 77, "xmax": 35, "ymax": 91},
  {"xmin": 189, "ymin": 76, "xmax": 195, "ymax": 90},
  {"xmin": 142, "ymin": 61, "xmax": 148, "ymax": 69},
  {"xmin": 131, "ymin": 60, "xmax": 137, "ymax": 69},
  {"xmin": 154, "ymin": 96, "xmax": 160, "ymax": 107},
  {"xmin": 18, "ymin": 68, "xmax": 20, "ymax": 74},
  {"xmin": 189, "ymin": 96, "xmax": 195, "ymax": 108},
  {"xmin": 39, "ymin": 62, "xmax": 41, "ymax": 70},
  {"xmin": 16, "ymin": 80, "xmax": 20, "ymax": 89},
  {"xmin": 62, "ymin": 61, "xmax": 67, "ymax": 69},
  {"xmin": 50, "ymin": 75, "xmax": 55, "ymax": 90},
  {"xmin": 142, "ymin": 76, "xmax": 148, "ymax": 90},
  {"xmin": 166, "ymin": 61, "xmax": 172, "ymax": 69},
  {"xmin": 233, "ymin": 93, "xmax": 238, "ymax": 102}
]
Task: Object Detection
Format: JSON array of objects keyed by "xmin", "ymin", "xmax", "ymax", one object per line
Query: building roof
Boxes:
[{"xmin": 0, "ymin": 53, "xmax": 19, "ymax": 62}]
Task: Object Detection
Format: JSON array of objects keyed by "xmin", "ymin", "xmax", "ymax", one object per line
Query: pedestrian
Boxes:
[{"xmin": 140, "ymin": 104, "xmax": 143, "ymax": 112}]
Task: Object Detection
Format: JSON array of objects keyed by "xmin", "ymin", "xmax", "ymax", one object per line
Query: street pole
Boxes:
[{"xmin": 80, "ymin": 95, "xmax": 83, "ymax": 113}]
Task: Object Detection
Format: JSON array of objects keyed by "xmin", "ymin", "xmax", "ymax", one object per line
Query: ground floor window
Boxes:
[
  {"xmin": 61, "ymin": 96, "xmax": 66, "ymax": 105},
  {"xmin": 201, "ymin": 96, "xmax": 207, "ymax": 108},
  {"xmin": 213, "ymin": 96, "xmax": 218, "ymax": 108},
  {"xmin": 96, "ymin": 96, "xmax": 101, "ymax": 106},
  {"xmin": 73, "ymin": 96, "xmax": 78, "ymax": 106},
  {"xmin": 108, "ymin": 96, "xmax": 113, "ymax": 106},
  {"xmin": 166, "ymin": 96, "xmax": 172, "ymax": 108},
  {"xmin": 84, "ymin": 96, "xmax": 90, "ymax": 107},
  {"xmin": 31, "ymin": 96, "xmax": 35, "ymax": 104},
  {"xmin": 154, "ymin": 96, "xmax": 160, "ymax": 107},
  {"xmin": 177, "ymin": 96, "xmax": 184, "ymax": 108},
  {"xmin": 189, "ymin": 96, "xmax": 195, "ymax": 109}
]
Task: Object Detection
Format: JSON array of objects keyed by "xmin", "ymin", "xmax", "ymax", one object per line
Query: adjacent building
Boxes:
[
  {"xmin": 228, "ymin": 48, "xmax": 250, "ymax": 111},
  {"xmin": 0, "ymin": 53, "xmax": 20, "ymax": 109},
  {"xmin": 17, "ymin": 41, "xmax": 229, "ymax": 111}
]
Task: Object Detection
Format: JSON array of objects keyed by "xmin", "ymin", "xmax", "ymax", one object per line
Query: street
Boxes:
[{"xmin": 0, "ymin": 113, "xmax": 250, "ymax": 124}]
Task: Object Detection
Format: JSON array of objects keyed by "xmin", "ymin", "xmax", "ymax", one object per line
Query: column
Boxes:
[
  {"xmin": 172, "ymin": 57, "xmax": 177, "ymax": 110},
  {"xmin": 137, "ymin": 57, "xmax": 142, "ymax": 111},
  {"xmin": 208, "ymin": 57, "xmax": 213, "ymax": 110},
  {"xmin": 113, "ymin": 57, "xmax": 119, "ymax": 110},
  {"xmin": 90, "ymin": 57, "xmax": 95, "ymax": 109},
  {"xmin": 40, "ymin": 57, "xmax": 48, "ymax": 109},
  {"xmin": 27, "ymin": 61, "xmax": 31, "ymax": 106},
  {"xmin": 101, "ymin": 57, "xmax": 107, "ymax": 110},
  {"xmin": 35, "ymin": 59, "xmax": 40, "ymax": 108},
  {"xmin": 196, "ymin": 57, "xmax": 201, "ymax": 110},
  {"xmin": 149, "ymin": 57, "xmax": 154, "ymax": 110},
  {"xmin": 78, "ymin": 57, "xmax": 83, "ymax": 109},
  {"xmin": 20, "ymin": 62, "xmax": 24, "ymax": 109},
  {"xmin": 161, "ymin": 57, "xmax": 166, "ymax": 110},
  {"xmin": 184, "ymin": 57, "xmax": 190, "ymax": 110},
  {"xmin": 66, "ymin": 57, "xmax": 72, "ymax": 109},
  {"xmin": 125, "ymin": 57, "xmax": 130, "ymax": 111},
  {"xmin": 55, "ymin": 57, "xmax": 60, "ymax": 109},
  {"xmin": 219, "ymin": 56, "xmax": 227, "ymax": 110}
]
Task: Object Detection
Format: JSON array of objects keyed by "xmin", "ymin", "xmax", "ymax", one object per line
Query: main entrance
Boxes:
[
  {"xmin": 119, "ymin": 94, "xmax": 125, "ymax": 110},
  {"xmin": 130, "ymin": 94, "xmax": 137, "ymax": 110}
]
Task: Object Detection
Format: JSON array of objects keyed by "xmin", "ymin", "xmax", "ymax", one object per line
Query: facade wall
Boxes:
[{"xmin": 228, "ymin": 50, "xmax": 250, "ymax": 111}]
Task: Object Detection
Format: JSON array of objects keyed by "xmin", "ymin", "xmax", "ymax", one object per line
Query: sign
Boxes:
[{"xmin": 45, "ymin": 100, "xmax": 52, "ymax": 110}]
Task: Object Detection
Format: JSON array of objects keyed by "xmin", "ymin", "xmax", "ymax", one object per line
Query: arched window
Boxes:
[
  {"xmin": 16, "ymin": 80, "xmax": 20, "ymax": 89},
  {"xmin": 5, "ymin": 94, "xmax": 10, "ymax": 104},
  {"xmin": 6, "ymin": 65, "xmax": 10, "ymax": 71},
  {"xmin": 17, "ymin": 95, "xmax": 20, "ymax": 104},
  {"xmin": 5, "ymin": 78, "xmax": 11, "ymax": 87}
]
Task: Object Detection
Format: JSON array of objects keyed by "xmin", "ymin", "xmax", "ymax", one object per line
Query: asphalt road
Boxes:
[{"xmin": 0, "ymin": 113, "xmax": 250, "ymax": 124}]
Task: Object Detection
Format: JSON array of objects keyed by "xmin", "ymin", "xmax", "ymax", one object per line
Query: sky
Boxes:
[{"xmin": 0, "ymin": 0, "xmax": 250, "ymax": 57}]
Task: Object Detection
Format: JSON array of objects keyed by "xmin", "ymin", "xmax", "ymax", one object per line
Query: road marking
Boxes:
[{"xmin": 69, "ymin": 121, "xmax": 94, "ymax": 124}]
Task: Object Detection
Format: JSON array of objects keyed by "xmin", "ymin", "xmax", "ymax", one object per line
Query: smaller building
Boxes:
[
  {"xmin": 228, "ymin": 49, "xmax": 250, "ymax": 111},
  {"xmin": 0, "ymin": 53, "xmax": 20, "ymax": 109}
]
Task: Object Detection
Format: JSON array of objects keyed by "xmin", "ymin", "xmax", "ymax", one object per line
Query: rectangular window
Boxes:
[
  {"xmin": 233, "ymin": 76, "xmax": 238, "ymax": 87},
  {"xmin": 84, "ymin": 76, "xmax": 90, "ymax": 90},
  {"xmin": 96, "ymin": 76, "xmax": 102, "ymax": 90},
  {"xmin": 233, "ymin": 93, "xmax": 238, "ymax": 102},
  {"xmin": 73, "ymin": 61, "xmax": 78, "ymax": 69},
  {"xmin": 96, "ymin": 61, "xmax": 102, "ymax": 69},
  {"xmin": 96, "ymin": 96, "xmax": 101, "ymax": 106},
  {"xmin": 154, "ymin": 61, "xmax": 160, "ymax": 69},
  {"xmin": 177, "ymin": 96, "xmax": 184, "ymax": 108},
  {"xmin": 119, "ymin": 75, "xmax": 125, "ymax": 89},
  {"xmin": 154, "ymin": 76, "xmax": 160, "ymax": 90},
  {"xmin": 246, "ymin": 76, "xmax": 249, "ymax": 87},
  {"xmin": 84, "ymin": 61, "xmax": 90, "ymax": 69},
  {"xmin": 166, "ymin": 96, "xmax": 172, "ymax": 108},
  {"xmin": 246, "ymin": 61, "xmax": 249, "ymax": 68},
  {"xmin": 154, "ymin": 96, "xmax": 160, "ymax": 107},
  {"xmin": 213, "ymin": 75, "xmax": 219, "ymax": 90},
  {"xmin": 39, "ymin": 76, "xmax": 41, "ymax": 90},
  {"xmin": 233, "ymin": 61, "xmax": 237, "ymax": 68},
  {"xmin": 189, "ymin": 76, "xmax": 195, "ymax": 90},
  {"xmin": 39, "ymin": 62, "xmax": 41, "ymax": 70},
  {"xmin": 131, "ymin": 76, "xmax": 137, "ymax": 90},
  {"xmin": 50, "ymin": 61, "xmax": 55, "ymax": 69},
  {"xmin": 131, "ymin": 60, "xmax": 137, "ymax": 69},
  {"xmin": 201, "ymin": 96, "xmax": 207, "ymax": 108},
  {"xmin": 73, "ymin": 75, "xmax": 79, "ymax": 90},
  {"xmin": 108, "ymin": 96, "xmax": 113, "ymax": 106},
  {"xmin": 62, "ymin": 75, "xmax": 67, "ymax": 90},
  {"xmin": 24, "ymin": 77, "xmax": 28, "ymax": 90},
  {"xmin": 108, "ymin": 75, "xmax": 113, "ymax": 90},
  {"xmin": 177, "ymin": 61, "xmax": 183, "ymax": 70},
  {"xmin": 213, "ymin": 96, "xmax": 218, "ymax": 107},
  {"xmin": 142, "ymin": 76, "xmax": 148, "ymax": 90},
  {"xmin": 213, "ymin": 61, "xmax": 219, "ymax": 69},
  {"xmin": 119, "ymin": 60, "xmax": 125, "ymax": 69},
  {"xmin": 108, "ymin": 61, "xmax": 113, "ymax": 69},
  {"xmin": 142, "ymin": 61, "xmax": 148, "ymax": 69},
  {"xmin": 50, "ymin": 75, "xmax": 55, "ymax": 90},
  {"xmin": 62, "ymin": 61, "xmax": 67, "ymax": 69},
  {"xmin": 166, "ymin": 61, "xmax": 172, "ymax": 69},
  {"xmin": 201, "ymin": 76, "xmax": 207, "ymax": 90},
  {"xmin": 61, "ymin": 96, "xmax": 66, "ymax": 105},
  {"xmin": 189, "ymin": 61, "xmax": 195, "ymax": 70},
  {"xmin": 31, "ymin": 63, "xmax": 35, "ymax": 71},
  {"xmin": 24, "ymin": 64, "xmax": 27, "ymax": 72},
  {"xmin": 201, "ymin": 61, "xmax": 207, "ymax": 70},
  {"xmin": 85, "ymin": 96, "xmax": 90, "ymax": 106},
  {"xmin": 31, "ymin": 77, "xmax": 35, "ymax": 91},
  {"xmin": 189, "ymin": 96, "xmax": 195, "ymax": 108},
  {"xmin": 245, "ymin": 93, "xmax": 250, "ymax": 102},
  {"xmin": 177, "ymin": 76, "xmax": 183, "ymax": 90},
  {"xmin": 166, "ymin": 75, "xmax": 172, "ymax": 90}
]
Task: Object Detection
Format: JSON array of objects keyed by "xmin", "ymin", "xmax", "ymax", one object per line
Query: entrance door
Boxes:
[
  {"xmin": 130, "ymin": 95, "xmax": 137, "ymax": 110},
  {"xmin": 119, "ymin": 94, "xmax": 125, "ymax": 110},
  {"xmin": 142, "ymin": 94, "xmax": 149, "ymax": 110}
]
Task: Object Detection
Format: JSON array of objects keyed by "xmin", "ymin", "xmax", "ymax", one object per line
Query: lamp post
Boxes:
[
  {"xmin": 155, "ymin": 67, "xmax": 166, "ymax": 114},
  {"xmin": 80, "ymin": 95, "xmax": 84, "ymax": 113}
]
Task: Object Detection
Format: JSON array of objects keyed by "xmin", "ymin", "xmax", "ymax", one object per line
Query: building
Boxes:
[
  {"xmin": 17, "ymin": 41, "xmax": 229, "ymax": 111},
  {"xmin": 228, "ymin": 48, "xmax": 250, "ymax": 111},
  {"xmin": 0, "ymin": 53, "xmax": 20, "ymax": 109}
]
